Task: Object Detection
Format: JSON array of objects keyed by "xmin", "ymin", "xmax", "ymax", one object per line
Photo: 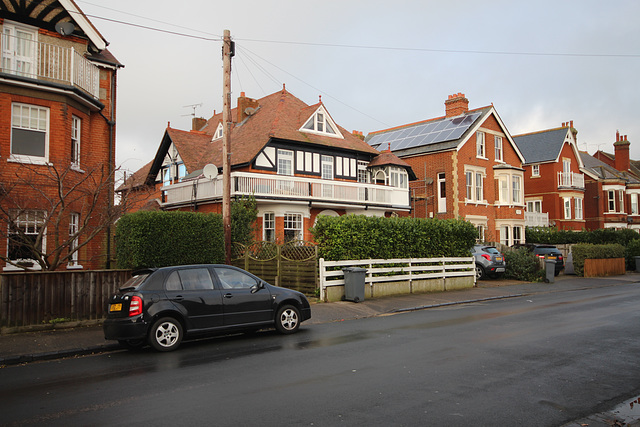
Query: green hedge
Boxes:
[
  {"xmin": 571, "ymin": 243, "xmax": 626, "ymax": 277},
  {"xmin": 526, "ymin": 227, "xmax": 640, "ymax": 246},
  {"xmin": 311, "ymin": 215, "xmax": 477, "ymax": 261},
  {"xmin": 115, "ymin": 211, "xmax": 224, "ymax": 269},
  {"xmin": 503, "ymin": 248, "xmax": 544, "ymax": 282}
]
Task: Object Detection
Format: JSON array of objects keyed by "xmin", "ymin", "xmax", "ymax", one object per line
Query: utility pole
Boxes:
[{"xmin": 222, "ymin": 29, "xmax": 234, "ymax": 264}]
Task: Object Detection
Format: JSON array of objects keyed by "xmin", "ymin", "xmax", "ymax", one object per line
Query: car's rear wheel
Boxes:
[
  {"xmin": 275, "ymin": 305, "xmax": 300, "ymax": 334},
  {"xmin": 118, "ymin": 339, "xmax": 145, "ymax": 351},
  {"xmin": 149, "ymin": 317, "xmax": 183, "ymax": 352},
  {"xmin": 475, "ymin": 263, "xmax": 486, "ymax": 280}
]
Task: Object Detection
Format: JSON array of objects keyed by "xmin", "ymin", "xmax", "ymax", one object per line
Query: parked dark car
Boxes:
[
  {"xmin": 472, "ymin": 244, "xmax": 506, "ymax": 280},
  {"xmin": 103, "ymin": 264, "xmax": 311, "ymax": 352},
  {"xmin": 513, "ymin": 243, "xmax": 564, "ymax": 276}
]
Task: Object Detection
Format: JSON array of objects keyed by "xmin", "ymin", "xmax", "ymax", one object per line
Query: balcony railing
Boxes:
[
  {"xmin": 1, "ymin": 34, "xmax": 100, "ymax": 99},
  {"xmin": 162, "ymin": 172, "xmax": 410, "ymax": 208},
  {"xmin": 558, "ymin": 172, "xmax": 584, "ymax": 189},
  {"xmin": 525, "ymin": 211, "xmax": 549, "ymax": 227}
]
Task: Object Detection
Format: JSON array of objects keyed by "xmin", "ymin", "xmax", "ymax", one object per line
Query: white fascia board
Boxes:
[{"xmin": 59, "ymin": 0, "xmax": 107, "ymax": 51}]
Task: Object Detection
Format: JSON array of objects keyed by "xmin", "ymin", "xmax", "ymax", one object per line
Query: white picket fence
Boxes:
[{"xmin": 318, "ymin": 257, "xmax": 475, "ymax": 301}]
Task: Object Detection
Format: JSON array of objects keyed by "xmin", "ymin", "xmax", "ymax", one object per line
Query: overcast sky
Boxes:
[{"xmin": 77, "ymin": 0, "xmax": 640, "ymax": 177}]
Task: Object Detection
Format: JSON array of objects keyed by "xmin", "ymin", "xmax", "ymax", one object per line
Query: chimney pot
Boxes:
[{"xmin": 570, "ymin": 120, "xmax": 573, "ymax": 128}]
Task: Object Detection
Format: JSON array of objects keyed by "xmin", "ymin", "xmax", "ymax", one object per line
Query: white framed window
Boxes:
[
  {"xmin": 532, "ymin": 165, "xmax": 540, "ymax": 177},
  {"xmin": 564, "ymin": 197, "xmax": 572, "ymax": 219},
  {"xmin": 357, "ymin": 161, "xmax": 368, "ymax": 183},
  {"xmin": 300, "ymin": 106, "xmax": 342, "ymax": 138},
  {"xmin": 497, "ymin": 172, "xmax": 524, "ymax": 205},
  {"xmin": 263, "ymin": 212, "xmax": 275, "ymax": 242},
  {"xmin": 68, "ymin": 213, "xmax": 80, "ymax": 268},
  {"xmin": 11, "ymin": 103, "xmax": 49, "ymax": 162},
  {"xmin": 631, "ymin": 194, "xmax": 638, "ymax": 215},
  {"xmin": 527, "ymin": 200, "xmax": 542, "ymax": 213},
  {"xmin": 437, "ymin": 172, "xmax": 446, "ymax": 213},
  {"xmin": 321, "ymin": 155, "xmax": 333, "ymax": 180},
  {"xmin": 213, "ymin": 123, "xmax": 224, "ymax": 139},
  {"xmin": 575, "ymin": 197, "xmax": 583, "ymax": 220},
  {"xmin": 512, "ymin": 175, "xmax": 521, "ymax": 204},
  {"xmin": 477, "ymin": 225, "xmax": 485, "ymax": 242},
  {"xmin": 494, "ymin": 136, "xmax": 503, "ymax": 162},
  {"xmin": 501, "ymin": 225, "xmax": 510, "ymax": 246},
  {"xmin": 608, "ymin": 190, "xmax": 616, "ymax": 212},
  {"xmin": 389, "ymin": 167, "xmax": 408, "ymax": 189},
  {"xmin": 2, "ymin": 21, "xmax": 37, "ymax": 77},
  {"xmin": 71, "ymin": 116, "xmax": 81, "ymax": 168},
  {"xmin": 284, "ymin": 213, "xmax": 303, "ymax": 242},
  {"xmin": 277, "ymin": 149, "xmax": 294, "ymax": 176},
  {"xmin": 465, "ymin": 167, "xmax": 485, "ymax": 202},
  {"xmin": 513, "ymin": 226, "xmax": 522, "ymax": 245},
  {"xmin": 7, "ymin": 210, "xmax": 46, "ymax": 270},
  {"xmin": 476, "ymin": 131, "xmax": 485, "ymax": 158},
  {"xmin": 619, "ymin": 191, "xmax": 625, "ymax": 213}
]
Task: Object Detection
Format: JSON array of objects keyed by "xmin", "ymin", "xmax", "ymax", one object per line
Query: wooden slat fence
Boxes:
[
  {"xmin": 1, "ymin": 270, "xmax": 131, "ymax": 328},
  {"xmin": 232, "ymin": 241, "xmax": 317, "ymax": 296}
]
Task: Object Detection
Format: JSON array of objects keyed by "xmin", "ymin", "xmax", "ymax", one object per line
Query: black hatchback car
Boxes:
[
  {"xmin": 513, "ymin": 243, "xmax": 564, "ymax": 276},
  {"xmin": 103, "ymin": 264, "xmax": 311, "ymax": 352}
]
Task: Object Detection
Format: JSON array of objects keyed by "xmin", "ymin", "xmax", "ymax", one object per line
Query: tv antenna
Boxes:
[{"xmin": 182, "ymin": 103, "xmax": 203, "ymax": 117}]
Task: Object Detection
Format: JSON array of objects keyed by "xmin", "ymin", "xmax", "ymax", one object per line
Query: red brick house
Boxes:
[
  {"xmin": 121, "ymin": 87, "xmax": 415, "ymax": 242},
  {"xmin": 580, "ymin": 132, "xmax": 640, "ymax": 231},
  {"xmin": 0, "ymin": 1, "xmax": 122, "ymax": 270},
  {"xmin": 512, "ymin": 121, "xmax": 586, "ymax": 230},
  {"xmin": 366, "ymin": 93, "xmax": 526, "ymax": 246}
]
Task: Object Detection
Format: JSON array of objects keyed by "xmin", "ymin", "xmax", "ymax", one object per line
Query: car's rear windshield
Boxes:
[
  {"xmin": 120, "ymin": 274, "xmax": 149, "ymax": 290},
  {"xmin": 535, "ymin": 247, "xmax": 559, "ymax": 254},
  {"xmin": 482, "ymin": 247, "xmax": 500, "ymax": 254}
]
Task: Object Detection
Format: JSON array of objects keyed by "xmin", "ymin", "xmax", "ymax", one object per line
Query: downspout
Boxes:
[{"xmin": 99, "ymin": 69, "xmax": 116, "ymax": 269}]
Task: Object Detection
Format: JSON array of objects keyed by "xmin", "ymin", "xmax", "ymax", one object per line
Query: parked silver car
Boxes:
[{"xmin": 472, "ymin": 245, "xmax": 506, "ymax": 280}]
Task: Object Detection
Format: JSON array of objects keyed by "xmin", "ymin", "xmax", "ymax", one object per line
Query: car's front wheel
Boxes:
[
  {"xmin": 275, "ymin": 305, "xmax": 300, "ymax": 334},
  {"xmin": 149, "ymin": 317, "xmax": 183, "ymax": 352},
  {"xmin": 475, "ymin": 263, "xmax": 486, "ymax": 280}
]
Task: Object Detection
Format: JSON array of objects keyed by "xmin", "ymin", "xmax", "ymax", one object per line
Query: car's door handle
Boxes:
[
  {"xmin": 172, "ymin": 296, "xmax": 184, "ymax": 301},
  {"xmin": 224, "ymin": 293, "xmax": 233, "ymax": 298}
]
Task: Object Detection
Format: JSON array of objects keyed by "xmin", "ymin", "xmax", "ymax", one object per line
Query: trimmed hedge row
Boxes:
[
  {"xmin": 311, "ymin": 215, "xmax": 477, "ymax": 261},
  {"xmin": 526, "ymin": 227, "xmax": 640, "ymax": 246},
  {"xmin": 571, "ymin": 243, "xmax": 626, "ymax": 277},
  {"xmin": 115, "ymin": 211, "xmax": 225, "ymax": 269}
]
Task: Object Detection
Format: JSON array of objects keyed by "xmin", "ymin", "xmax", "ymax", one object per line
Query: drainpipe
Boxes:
[{"xmin": 99, "ymin": 69, "xmax": 117, "ymax": 269}]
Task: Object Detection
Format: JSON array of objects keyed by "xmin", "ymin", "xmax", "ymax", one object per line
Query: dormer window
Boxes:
[
  {"xmin": 213, "ymin": 123, "xmax": 224, "ymax": 140},
  {"xmin": 300, "ymin": 106, "xmax": 343, "ymax": 139}
]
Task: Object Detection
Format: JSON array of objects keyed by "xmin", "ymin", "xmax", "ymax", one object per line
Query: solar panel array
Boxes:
[{"xmin": 367, "ymin": 112, "xmax": 482, "ymax": 151}]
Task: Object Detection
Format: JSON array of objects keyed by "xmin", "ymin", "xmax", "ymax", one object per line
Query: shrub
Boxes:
[
  {"xmin": 525, "ymin": 227, "xmax": 640, "ymax": 246},
  {"xmin": 625, "ymin": 239, "xmax": 640, "ymax": 270},
  {"xmin": 115, "ymin": 211, "xmax": 224, "ymax": 269},
  {"xmin": 311, "ymin": 215, "xmax": 477, "ymax": 261},
  {"xmin": 571, "ymin": 243, "xmax": 626, "ymax": 277},
  {"xmin": 503, "ymin": 248, "xmax": 544, "ymax": 282},
  {"xmin": 231, "ymin": 195, "xmax": 258, "ymax": 246}
]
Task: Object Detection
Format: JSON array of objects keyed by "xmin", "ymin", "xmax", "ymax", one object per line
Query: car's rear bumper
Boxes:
[{"xmin": 103, "ymin": 316, "xmax": 148, "ymax": 341}]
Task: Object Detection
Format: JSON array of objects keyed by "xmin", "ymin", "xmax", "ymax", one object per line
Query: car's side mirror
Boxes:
[{"xmin": 250, "ymin": 282, "xmax": 264, "ymax": 294}]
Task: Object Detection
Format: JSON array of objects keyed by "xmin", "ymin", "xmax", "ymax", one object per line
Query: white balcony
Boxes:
[
  {"xmin": 525, "ymin": 211, "xmax": 549, "ymax": 227},
  {"xmin": 162, "ymin": 172, "xmax": 410, "ymax": 209},
  {"xmin": 1, "ymin": 34, "xmax": 100, "ymax": 99},
  {"xmin": 558, "ymin": 172, "xmax": 585, "ymax": 189}
]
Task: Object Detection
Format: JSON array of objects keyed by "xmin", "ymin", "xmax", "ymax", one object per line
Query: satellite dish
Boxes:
[
  {"xmin": 203, "ymin": 164, "xmax": 219, "ymax": 180},
  {"xmin": 55, "ymin": 21, "xmax": 76, "ymax": 36}
]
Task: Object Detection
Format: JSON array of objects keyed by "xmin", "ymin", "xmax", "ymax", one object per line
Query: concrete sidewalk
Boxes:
[{"xmin": 1, "ymin": 273, "xmax": 639, "ymax": 366}]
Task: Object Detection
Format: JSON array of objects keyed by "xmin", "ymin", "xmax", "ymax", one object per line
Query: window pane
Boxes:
[
  {"xmin": 12, "ymin": 128, "xmax": 46, "ymax": 157},
  {"xmin": 178, "ymin": 268, "xmax": 214, "ymax": 290}
]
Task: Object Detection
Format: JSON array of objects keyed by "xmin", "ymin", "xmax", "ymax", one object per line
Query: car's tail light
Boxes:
[
  {"xmin": 558, "ymin": 255, "xmax": 563, "ymax": 260},
  {"xmin": 129, "ymin": 296, "xmax": 142, "ymax": 317},
  {"xmin": 481, "ymin": 254, "xmax": 491, "ymax": 261},
  {"xmin": 537, "ymin": 254, "xmax": 545, "ymax": 258}
]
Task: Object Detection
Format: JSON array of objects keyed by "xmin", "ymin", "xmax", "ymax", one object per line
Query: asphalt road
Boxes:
[{"xmin": 2, "ymin": 283, "xmax": 640, "ymax": 426}]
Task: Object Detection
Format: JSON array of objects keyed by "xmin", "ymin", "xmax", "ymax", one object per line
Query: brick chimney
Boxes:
[
  {"xmin": 192, "ymin": 117, "xmax": 207, "ymax": 131},
  {"xmin": 444, "ymin": 93, "xmax": 469, "ymax": 117},
  {"xmin": 614, "ymin": 130, "xmax": 631, "ymax": 171},
  {"xmin": 237, "ymin": 92, "xmax": 259, "ymax": 122}
]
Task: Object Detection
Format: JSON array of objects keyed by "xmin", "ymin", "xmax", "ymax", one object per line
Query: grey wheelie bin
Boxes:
[{"xmin": 343, "ymin": 267, "xmax": 366, "ymax": 302}]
